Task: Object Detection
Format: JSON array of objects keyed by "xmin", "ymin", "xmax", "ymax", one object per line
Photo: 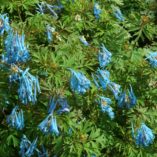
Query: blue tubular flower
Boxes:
[
  {"xmin": 92, "ymin": 68, "xmax": 110, "ymax": 90},
  {"xmin": 46, "ymin": 25, "xmax": 55, "ymax": 43},
  {"xmin": 79, "ymin": 36, "xmax": 89, "ymax": 46},
  {"xmin": 7, "ymin": 106, "xmax": 24, "ymax": 130},
  {"xmin": 118, "ymin": 85, "xmax": 136, "ymax": 109},
  {"xmin": 108, "ymin": 82, "xmax": 121, "ymax": 99},
  {"xmin": 38, "ymin": 114, "xmax": 59, "ymax": 135},
  {"xmin": 69, "ymin": 69, "xmax": 91, "ymax": 94},
  {"xmin": 57, "ymin": 97, "xmax": 70, "ymax": 114},
  {"xmin": 93, "ymin": 3, "xmax": 101, "ymax": 19},
  {"xmin": 146, "ymin": 52, "xmax": 157, "ymax": 68},
  {"xmin": 36, "ymin": 2, "xmax": 62, "ymax": 19},
  {"xmin": 113, "ymin": 7, "xmax": 124, "ymax": 21},
  {"xmin": 2, "ymin": 31, "xmax": 29, "ymax": 64},
  {"xmin": 98, "ymin": 44, "xmax": 112, "ymax": 68},
  {"xmin": 0, "ymin": 14, "xmax": 10, "ymax": 35},
  {"xmin": 19, "ymin": 135, "xmax": 38, "ymax": 157},
  {"xmin": 17, "ymin": 67, "xmax": 40, "ymax": 104},
  {"xmin": 98, "ymin": 96, "xmax": 114, "ymax": 119},
  {"xmin": 132, "ymin": 123, "xmax": 155, "ymax": 147},
  {"xmin": 48, "ymin": 97, "xmax": 57, "ymax": 114}
]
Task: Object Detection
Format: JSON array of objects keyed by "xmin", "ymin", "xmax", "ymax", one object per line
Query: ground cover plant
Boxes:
[{"xmin": 0, "ymin": 0, "xmax": 157, "ymax": 156}]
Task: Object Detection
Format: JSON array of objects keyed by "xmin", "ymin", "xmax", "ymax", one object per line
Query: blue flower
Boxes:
[
  {"xmin": 38, "ymin": 114, "xmax": 59, "ymax": 135},
  {"xmin": 69, "ymin": 69, "xmax": 91, "ymax": 94},
  {"xmin": 98, "ymin": 96, "xmax": 114, "ymax": 119},
  {"xmin": 57, "ymin": 97, "xmax": 70, "ymax": 114},
  {"xmin": 2, "ymin": 31, "xmax": 29, "ymax": 64},
  {"xmin": 108, "ymin": 82, "xmax": 121, "ymax": 99},
  {"xmin": 92, "ymin": 68, "xmax": 110, "ymax": 90},
  {"xmin": 93, "ymin": 3, "xmax": 101, "ymax": 19},
  {"xmin": 79, "ymin": 36, "xmax": 89, "ymax": 46},
  {"xmin": 19, "ymin": 135, "xmax": 38, "ymax": 157},
  {"xmin": 0, "ymin": 14, "xmax": 10, "ymax": 35},
  {"xmin": 48, "ymin": 97, "xmax": 57, "ymax": 114},
  {"xmin": 46, "ymin": 25, "xmax": 55, "ymax": 43},
  {"xmin": 98, "ymin": 44, "xmax": 112, "ymax": 68},
  {"xmin": 113, "ymin": 7, "xmax": 124, "ymax": 21},
  {"xmin": 146, "ymin": 52, "xmax": 157, "ymax": 68},
  {"xmin": 15, "ymin": 67, "xmax": 40, "ymax": 104},
  {"xmin": 118, "ymin": 85, "xmax": 136, "ymax": 109},
  {"xmin": 37, "ymin": 2, "xmax": 63, "ymax": 19},
  {"xmin": 132, "ymin": 123, "xmax": 155, "ymax": 147},
  {"xmin": 7, "ymin": 106, "xmax": 24, "ymax": 130}
]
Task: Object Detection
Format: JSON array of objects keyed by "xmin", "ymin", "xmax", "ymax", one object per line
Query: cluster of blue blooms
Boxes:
[
  {"xmin": 0, "ymin": 14, "xmax": 10, "ymax": 35},
  {"xmin": 118, "ymin": 85, "xmax": 136, "ymax": 109},
  {"xmin": 132, "ymin": 123, "xmax": 155, "ymax": 147},
  {"xmin": 39, "ymin": 96, "xmax": 70, "ymax": 135},
  {"xmin": 69, "ymin": 69, "xmax": 91, "ymax": 94},
  {"xmin": 146, "ymin": 52, "xmax": 157, "ymax": 68},
  {"xmin": 7, "ymin": 106, "xmax": 24, "ymax": 130},
  {"xmin": 37, "ymin": 1, "xmax": 63, "ymax": 19},
  {"xmin": 98, "ymin": 96, "xmax": 114, "ymax": 119},
  {"xmin": 2, "ymin": 31, "xmax": 29, "ymax": 64}
]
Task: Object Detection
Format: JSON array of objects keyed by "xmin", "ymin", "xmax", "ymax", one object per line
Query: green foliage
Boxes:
[{"xmin": 0, "ymin": 0, "xmax": 157, "ymax": 156}]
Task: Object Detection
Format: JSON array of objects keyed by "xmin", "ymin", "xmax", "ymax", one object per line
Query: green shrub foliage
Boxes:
[{"xmin": 0, "ymin": 0, "xmax": 157, "ymax": 156}]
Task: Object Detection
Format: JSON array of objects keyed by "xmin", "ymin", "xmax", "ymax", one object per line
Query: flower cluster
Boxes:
[
  {"xmin": 93, "ymin": 3, "xmax": 102, "ymax": 19},
  {"xmin": 92, "ymin": 68, "xmax": 110, "ymax": 90},
  {"xmin": 2, "ymin": 31, "xmax": 29, "ymax": 64},
  {"xmin": 69, "ymin": 69, "xmax": 91, "ymax": 94},
  {"xmin": 117, "ymin": 85, "xmax": 136, "ymax": 109},
  {"xmin": 37, "ymin": 2, "xmax": 63, "ymax": 19},
  {"xmin": 146, "ymin": 52, "xmax": 157, "ymax": 68},
  {"xmin": 19, "ymin": 135, "xmax": 38, "ymax": 157},
  {"xmin": 98, "ymin": 96, "xmax": 114, "ymax": 119},
  {"xmin": 98, "ymin": 44, "xmax": 112, "ymax": 68},
  {"xmin": 48, "ymin": 97, "xmax": 70, "ymax": 114},
  {"xmin": 7, "ymin": 106, "xmax": 24, "ymax": 130},
  {"xmin": 38, "ymin": 114, "xmax": 59, "ymax": 135},
  {"xmin": 17, "ymin": 67, "xmax": 40, "ymax": 105},
  {"xmin": 132, "ymin": 123, "xmax": 155, "ymax": 147},
  {"xmin": 0, "ymin": 14, "xmax": 10, "ymax": 35}
]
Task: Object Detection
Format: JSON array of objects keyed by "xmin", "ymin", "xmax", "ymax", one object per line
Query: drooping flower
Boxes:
[
  {"xmin": 92, "ymin": 68, "xmax": 110, "ymax": 90},
  {"xmin": 19, "ymin": 135, "xmax": 38, "ymax": 157},
  {"xmin": 57, "ymin": 97, "xmax": 70, "ymax": 114},
  {"xmin": 113, "ymin": 7, "xmax": 124, "ymax": 21},
  {"xmin": 93, "ymin": 3, "xmax": 102, "ymax": 19},
  {"xmin": 98, "ymin": 44, "xmax": 112, "ymax": 68},
  {"xmin": 108, "ymin": 82, "xmax": 121, "ymax": 99},
  {"xmin": 38, "ymin": 114, "xmax": 59, "ymax": 135},
  {"xmin": 79, "ymin": 36, "xmax": 89, "ymax": 46},
  {"xmin": 7, "ymin": 106, "xmax": 24, "ymax": 130},
  {"xmin": 48, "ymin": 97, "xmax": 57, "ymax": 114},
  {"xmin": 69, "ymin": 69, "xmax": 91, "ymax": 94},
  {"xmin": 0, "ymin": 14, "xmax": 10, "ymax": 35},
  {"xmin": 17, "ymin": 67, "xmax": 40, "ymax": 105},
  {"xmin": 98, "ymin": 96, "xmax": 114, "ymax": 119},
  {"xmin": 37, "ymin": 2, "xmax": 63, "ymax": 19},
  {"xmin": 146, "ymin": 52, "xmax": 157, "ymax": 68},
  {"xmin": 117, "ymin": 85, "xmax": 136, "ymax": 109},
  {"xmin": 132, "ymin": 123, "xmax": 155, "ymax": 147},
  {"xmin": 2, "ymin": 30, "xmax": 29, "ymax": 64},
  {"xmin": 46, "ymin": 25, "xmax": 55, "ymax": 43}
]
